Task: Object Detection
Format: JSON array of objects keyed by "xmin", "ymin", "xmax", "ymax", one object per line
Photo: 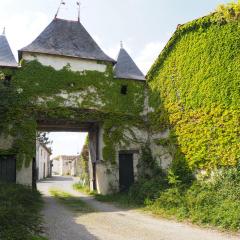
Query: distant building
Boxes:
[
  {"xmin": 36, "ymin": 141, "xmax": 52, "ymax": 180},
  {"xmin": 52, "ymin": 155, "xmax": 79, "ymax": 176}
]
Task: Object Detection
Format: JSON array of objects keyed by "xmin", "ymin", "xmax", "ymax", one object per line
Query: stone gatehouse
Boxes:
[{"xmin": 0, "ymin": 17, "xmax": 172, "ymax": 194}]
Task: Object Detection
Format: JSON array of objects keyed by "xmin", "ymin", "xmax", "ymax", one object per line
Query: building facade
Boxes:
[
  {"xmin": 36, "ymin": 140, "xmax": 52, "ymax": 180},
  {"xmin": 0, "ymin": 17, "xmax": 172, "ymax": 194},
  {"xmin": 52, "ymin": 155, "xmax": 79, "ymax": 176}
]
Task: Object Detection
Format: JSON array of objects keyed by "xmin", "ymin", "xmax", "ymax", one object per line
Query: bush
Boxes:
[
  {"xmin": 129, "ymin": 146, "xmax": 169, "ymax": 205},
  {"xmin": 152, "ymin": 187, "xmax": 188, "ymax": 219},
  {"xmin": 129, "ymin": 173, "xmax": 168, "ymax": 204},
  {"xmin": 148, "ymin": 167, "xmax": 240, "ymax": 231},
  {"xmin": 0, "ymin": 184, "xmax": 44, "ymax": 240}
]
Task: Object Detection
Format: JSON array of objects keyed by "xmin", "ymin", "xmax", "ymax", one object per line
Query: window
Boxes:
[{"xmin": 121, "ymin": 85, "xmax": 128, "ymax": 95}]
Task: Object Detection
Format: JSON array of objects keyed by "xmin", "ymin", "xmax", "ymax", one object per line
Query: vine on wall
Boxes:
[
  {"xmin": 0, "ymin": 60, "xmax": 146, "ymax": 169},
  {"xmin": 147, "ymin": 2, "xmax": 240, "ymax": 170}
]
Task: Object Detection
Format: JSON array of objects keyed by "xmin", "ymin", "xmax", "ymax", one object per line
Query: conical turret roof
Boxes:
[
  {"xmin": 19, "ymin": 18, "xmax": 115, "ymax": 63},
  {"xmin": 114, "ymin": 48, "xmax": 145, "ymax": 81},
  {"xmin": 0, "ymin": 31, "xmax": 18, "ymax": 68}
]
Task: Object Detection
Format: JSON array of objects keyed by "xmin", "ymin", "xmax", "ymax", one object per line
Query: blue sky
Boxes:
[{"xmin": 0, "ymin": 0, "xmax": 232, "ymax": 157}]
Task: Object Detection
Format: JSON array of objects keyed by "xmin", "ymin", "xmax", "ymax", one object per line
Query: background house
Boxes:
[
  {"xmin": 36, "ymin": 140, "xmax": 52, "ymax": 180},
  {"xmin": 52, "ymin": 155, "xmax": 79, "ymax": 176}
]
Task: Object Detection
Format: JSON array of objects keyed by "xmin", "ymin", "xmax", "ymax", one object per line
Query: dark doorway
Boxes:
[
  {"xmin": 0, "ymin": 155, "xmax": 16, "ymax": 183},
  {"xmin": 43, "ymin": 163, "xmax": 46, "ymax": 179},
  {"xmin": 32, "ymin": 157, "xmax": 37, "ymax": 190},
  {"xmin": 119, "ymin": 153, "xmax": 134, "ymax": 191}
]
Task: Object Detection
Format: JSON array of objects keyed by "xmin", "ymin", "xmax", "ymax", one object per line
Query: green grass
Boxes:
[
  {"xmin": 94, "ymin": 192, "xmax": 141, "ymax": 208},
  {"xmin": 31, "ymin": 237, "xmax": 48, "ymax": 240},
  {"xmin": 0, "ymin": 183, "xmax": 46, "ymax": 240},
  {"xmin": 72, "ymin": 183, "xmax": 95, "ymax": 195},
  {"xmin": 73, "ymin": 183, "xmax": 141, "ymax": 209},
  {"xmin": 50, "ymin": 188, "xmax": 94, "ymax": 213}
]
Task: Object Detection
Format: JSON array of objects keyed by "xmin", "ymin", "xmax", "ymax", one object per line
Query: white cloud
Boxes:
[
  {"xmin": 0, "ymin": 11, "xmax": 49, "ymax": 59},
  {"xmin": 136, "ymin": 41, "xmax": 166, "ymax": 75}
]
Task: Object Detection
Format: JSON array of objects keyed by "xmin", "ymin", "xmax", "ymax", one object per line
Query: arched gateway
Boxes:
[{"xmin": 0, "ymin": 17, "xmax": 171, "ymax": 194}]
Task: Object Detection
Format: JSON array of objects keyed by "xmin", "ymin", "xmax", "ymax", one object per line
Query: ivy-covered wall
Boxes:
[
  {"xmin": 0, "ymin": 60, "xmax": 146, "ymax": 169},
  {"xmin": 147, "ymin": 2, "xmax": 240, "ymax": 170}
]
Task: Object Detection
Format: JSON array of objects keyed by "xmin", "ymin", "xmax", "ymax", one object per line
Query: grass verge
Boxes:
[
  {"xmin": 50, "ymin": 188, "xmax": 94, "ymax": 213},
  {"xmin": 73, "ymin": 183, "xmax": 141, "ymax": 209},
  {"xmin": 0, "ymin": 183, "xmax": 46, "ymax": 240},
  {"xmin": 94, "ymin": 192, "xmax": 141, "ymax": 209},
  {"xmin": 73, "ymin": 183, "xmax": 95, "ymax": 195}
]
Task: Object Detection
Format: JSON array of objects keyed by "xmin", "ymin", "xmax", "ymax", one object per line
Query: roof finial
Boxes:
[
  {"xmin": 2, "ymin": 27, "xmax": 5, "ymax": 35},
  {"xmin": 55, "ymin": 0, "xmax": 66, "ymax": 19},
  {"xmin": 77, "ymin": 1, "xmax": 81, "ymax": 22},
  {"xmin": 120, "ymin": 41, "xmax": 123, "ymax": 49}
]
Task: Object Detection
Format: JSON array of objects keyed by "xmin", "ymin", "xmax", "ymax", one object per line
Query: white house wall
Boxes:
[
  {"xmin": 16, "ymin": 161, "xmax": 32, "ymax": 186},
  {"xmin": 36, "ymin": 141, "xmax": 51, "ymax": 180},
  {"xmin": 52, "ymin": 159, "xmax": 60, "ymax": 175},
  {"xmin": 22, "ymin": 52, "xmax": 107, "ymax": 72}
]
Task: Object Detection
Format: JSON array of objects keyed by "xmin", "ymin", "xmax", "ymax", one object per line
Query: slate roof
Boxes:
[
  {"xmin": 19, "ymin": 18, "xmax": 115, "ymax": 63},
  {"xmin": 0, "ymin": 33, "xmax": 18, "ymax": 68},
  {"xmin": 114, "ymin": 48, "xmax": 145, "ymax": 81}
]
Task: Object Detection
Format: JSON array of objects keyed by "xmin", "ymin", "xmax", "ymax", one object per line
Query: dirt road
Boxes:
[{"xmin": 38, "ymin": 176, "xmax": 239, "ymax": 240}]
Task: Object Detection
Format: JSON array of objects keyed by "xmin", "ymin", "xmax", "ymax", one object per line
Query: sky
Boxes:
[
  {"xmin": 49, "ymin": 132, "xmax": 88, "ymax": 158},
  {"xmin": 0, "ymin": 0, "xmax": 231, "ymax": 157}
]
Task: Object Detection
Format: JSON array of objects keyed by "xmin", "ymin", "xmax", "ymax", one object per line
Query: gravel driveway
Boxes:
[{"xmin": 37, "ymin": 176, "xmax": 239, "ymax": 240}]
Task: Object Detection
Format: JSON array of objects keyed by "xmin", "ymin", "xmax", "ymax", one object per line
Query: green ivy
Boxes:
[
  {"xmin": 147, "ymin": 2, "xmax": 240, "ymax": 170},
  {"xmin": 0, "ymin": 60, "xmax": 146, "ymax": 169}
]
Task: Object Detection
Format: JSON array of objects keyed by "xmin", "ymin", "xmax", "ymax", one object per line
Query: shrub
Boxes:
[
  {"xmin": 129, "ymin": 173, "xmax": 168, "ymax": 204},
  {"xmin": 153, "ymin": 187, "xmax": 188, "ymax": 219},
  {"xmin": 149, "ymin": 167, "xmax": 240, "ymax": 231}
]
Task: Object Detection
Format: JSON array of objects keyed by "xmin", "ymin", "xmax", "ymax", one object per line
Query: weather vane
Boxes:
[
  {"xmin": 55, "ymin": 0, "xmax": 66, "ymax": 19},
  {"xmin": 77, "ymin": 1, "xmax": 81, "ymax": 22}
]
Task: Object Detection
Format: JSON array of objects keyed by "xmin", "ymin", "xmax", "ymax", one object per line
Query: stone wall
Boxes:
[{"xmin": 16, "ymin": 161, "xmax": 32, "ymax": 186}]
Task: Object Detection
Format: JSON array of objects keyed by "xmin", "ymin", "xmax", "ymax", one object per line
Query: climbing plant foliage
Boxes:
[
  {"xmin": 0, "ymin": 61, "xmax": 146, "ymax": 168},
  {"xmin": 148, "ymin": 1, "xmax": 240, "ymax": 170}
]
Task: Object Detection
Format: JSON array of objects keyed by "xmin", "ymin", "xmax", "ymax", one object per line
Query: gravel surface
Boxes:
[{"xmin": 38, "ymin": 176, "xmax": 240, "ymax": 240}]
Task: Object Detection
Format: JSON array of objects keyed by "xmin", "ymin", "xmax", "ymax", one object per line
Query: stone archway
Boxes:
[{"xmin": 37, "ymin": 118, "xmax": 99, "ymax": 191}]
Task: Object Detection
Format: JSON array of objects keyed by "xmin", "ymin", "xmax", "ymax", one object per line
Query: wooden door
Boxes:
[
  {"xmin": 119, "ymin": 153, "xmax": 134, "ymax": 191},
  {"xmin": 0, "ymin": 155, "xmax": 16, "ymax": 183}
]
